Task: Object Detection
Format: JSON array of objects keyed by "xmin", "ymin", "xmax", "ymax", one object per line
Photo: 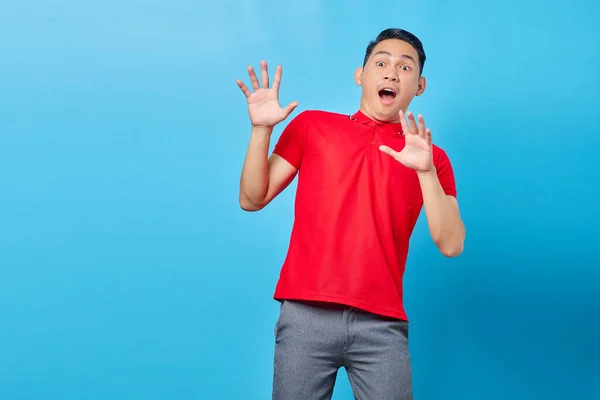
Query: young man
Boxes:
[{"xmin": 237, "ymin": 28, "xmax": 465, "ymax": 400}]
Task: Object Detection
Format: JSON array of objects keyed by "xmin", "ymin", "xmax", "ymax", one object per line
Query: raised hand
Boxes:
[
  {"xmin": 379, "ymin": 110, "xmax": 435, "ymax": 173},
  {"xmin": 237, "ymin": 60, "xmax": 298, "ymax": 129}
]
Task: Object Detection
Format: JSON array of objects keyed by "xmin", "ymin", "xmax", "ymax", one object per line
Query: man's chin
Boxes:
[{"xmin": 360, "ymin": 102, "xmax": 401, "ymax": 123}]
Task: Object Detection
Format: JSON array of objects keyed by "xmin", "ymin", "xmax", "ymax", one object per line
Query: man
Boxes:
[{"xmin": 237, "ymin": 28, "xmax": 466, "ymax": 400}]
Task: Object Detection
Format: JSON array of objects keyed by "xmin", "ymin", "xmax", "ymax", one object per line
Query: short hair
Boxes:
[{"xmin": 363, "ymin": 28, "xmax": 426, "ymax": 75}]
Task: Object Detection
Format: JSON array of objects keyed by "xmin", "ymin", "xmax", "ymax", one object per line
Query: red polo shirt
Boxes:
[{"xmin": 272, "ymin": 109, "xmax": 457, "ymax": 321}]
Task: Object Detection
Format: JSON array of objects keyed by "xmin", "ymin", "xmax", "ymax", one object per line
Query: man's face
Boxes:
[{"xmin": 355, "ymin": 39, "xmax": 426, "ymax": 123}]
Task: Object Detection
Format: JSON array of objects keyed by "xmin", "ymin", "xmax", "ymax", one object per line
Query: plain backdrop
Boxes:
[{"xmin": 1, "ymin": 0, "xmax": 599, "ymax": 399}]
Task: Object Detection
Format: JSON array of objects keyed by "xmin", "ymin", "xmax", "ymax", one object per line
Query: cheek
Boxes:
[
  {"xmin": 362, "ymin": 72, "xmax": 381, "ymax": 88},
  {"xmin": 362, "ymin": 81, "xmax": 377, "ymax": 96},
  {"xmin": 401, "ymin": 79, "xmax": 419, "ymax": 95}
]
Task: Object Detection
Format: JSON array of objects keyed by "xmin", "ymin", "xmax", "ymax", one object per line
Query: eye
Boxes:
[
  {"xmin": 401, "ymin": 65, "xmax": 410, "ymax": 71},
  {"xmin": 376, "ymin": 61, "xmax": 384, "ymax": 66}
]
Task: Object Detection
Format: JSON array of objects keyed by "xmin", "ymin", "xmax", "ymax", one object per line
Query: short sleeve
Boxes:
[
  {"xmin": 272, "ymin": 111, "xmax": 309, "ymax": 169},
  {"xmin": 434, "ymin": 148, "xmax": 457, "ymax": 198}
]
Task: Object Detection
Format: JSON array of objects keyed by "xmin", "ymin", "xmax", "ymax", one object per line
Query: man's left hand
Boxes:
[{"xmin": 379, "ymin": 110, "xmax": 435, "ymax": 174}]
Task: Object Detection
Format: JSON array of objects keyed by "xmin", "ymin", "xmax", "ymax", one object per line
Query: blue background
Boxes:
[{"xmin": 1, "ymin": 0, "xmax": 599, "ymax": 399}]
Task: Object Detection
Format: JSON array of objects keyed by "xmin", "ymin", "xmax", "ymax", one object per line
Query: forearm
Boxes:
[
  {"xmin": 240, "ymin": 126, "xmax": 273, "ymax": 208},
  {"xmin": 417, "ymin": 170, "xmax": 466, "ymax": 257}
]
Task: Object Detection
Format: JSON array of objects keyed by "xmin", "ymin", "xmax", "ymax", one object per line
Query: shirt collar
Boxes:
[{"xmin": 349, "ymin": 110, "xmax": 403, "ymax": 135}]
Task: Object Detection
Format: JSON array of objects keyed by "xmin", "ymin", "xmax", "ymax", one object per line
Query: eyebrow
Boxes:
[{"xmin": 373, "ymin": 50, "xmax": 416, "ymax": 64}]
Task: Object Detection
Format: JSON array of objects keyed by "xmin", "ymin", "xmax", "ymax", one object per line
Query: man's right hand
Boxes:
[{"xmin": 237, "ymin": 61, "xmax": 298, "ymax": 129}]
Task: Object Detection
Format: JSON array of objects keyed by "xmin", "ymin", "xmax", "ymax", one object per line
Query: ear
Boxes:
[
  {"xmin": 416, "ymin": 76, "xmax": 427, "ymax": 96},
  {"xmin": 354, "ymin": 66, "xmax": 363, "ymax": 86}
]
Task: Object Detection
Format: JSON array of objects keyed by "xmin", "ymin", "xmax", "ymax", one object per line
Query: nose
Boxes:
[{"xmin": 384, "ymin": 72, "xmax": 399, "ymax": 82}]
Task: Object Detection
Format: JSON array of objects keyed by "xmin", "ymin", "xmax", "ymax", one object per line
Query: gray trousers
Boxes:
[{"xmin": 273, "ymin": 300, "xmax": 413, "ymax": 400}]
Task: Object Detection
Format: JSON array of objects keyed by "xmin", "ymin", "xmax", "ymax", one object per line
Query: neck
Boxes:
[{"xmin": 358, "ymin": 102, "xmax": 401, "ymax": 124}]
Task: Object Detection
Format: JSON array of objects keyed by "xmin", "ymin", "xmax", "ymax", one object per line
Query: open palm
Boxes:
[
  {"xmin": 237, "ymin": 61, "xmax": 298, "ymax": 128},
  {"xmin": 379, "ymin": 110, "xmax": 435, "ymax": 173}
]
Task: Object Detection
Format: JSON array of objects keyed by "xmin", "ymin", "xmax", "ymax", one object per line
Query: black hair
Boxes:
[{"xmin": 363, "ymin": 28, "xmax": 426, "ymax": 75}]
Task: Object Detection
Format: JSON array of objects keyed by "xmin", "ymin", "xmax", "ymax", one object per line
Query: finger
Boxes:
[
  {"xmin": 426, "ymin": 128, "xmax": 432, "ymax": 146},
  {"xmin": 247, "ymin": 65, "xmax": 260, "ymax": 90},
  {"xmin": 260, "ymin": 60, "xmax": 269, "ymax": 89},
  {"xmin": 418, "ymin": 114, "xmax": 426, "ymax": 139},
  {"xmin": 282, "ymin": 101, "xmax": 299, "ymax": 118},
  {"xmin": 272, "ymin": 65, "xmax": 283, "ymax": 93},
  {"xmin": 406, "ymin": 111, "xmax": 419, "ymax": 135},
  {"xmin": 236, "ymin": 79, "xmax": 252, "ymax": 98},
  {"xmin": 379, "ymin": 145, "xmax": 401, "ymax": 159},
  {"xmin": 398, "ymin": 110, "xmax": 410, "ymax": 135}
]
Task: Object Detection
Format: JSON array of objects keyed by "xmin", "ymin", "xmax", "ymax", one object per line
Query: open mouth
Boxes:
[{"xmin": 378, "ymin": 88, "xmax": 396, "ymax": 104}]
